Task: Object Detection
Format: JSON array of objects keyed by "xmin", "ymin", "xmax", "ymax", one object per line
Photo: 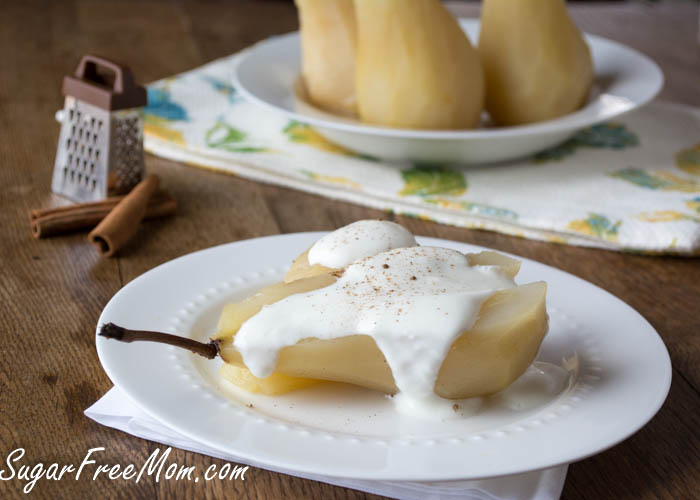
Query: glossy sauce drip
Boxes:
[{"xmin": 234, "ymin": 246, "xmax": 516, "ymax": 414}]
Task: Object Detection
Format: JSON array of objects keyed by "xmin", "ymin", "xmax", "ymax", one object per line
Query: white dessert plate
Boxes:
[
  {"xmin": 233, "ymin": 19, "xmax": 663, "ymax": 163},
  {"xmin": 96, "ymin": 233, "xmax": 671, "ymax": 481}
]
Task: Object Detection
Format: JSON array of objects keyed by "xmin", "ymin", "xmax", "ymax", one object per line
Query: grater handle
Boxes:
[
  {"xmin": 62, "ymin": 54, "xmax": 146, "ymax": 110},
  {"xmin": 74, "ymin": 55, "xmax": 137, "ymax": 94}
]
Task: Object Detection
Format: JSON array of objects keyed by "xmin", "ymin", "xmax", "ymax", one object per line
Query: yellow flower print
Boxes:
[
  {"xmin": 425, "ymin": 197, "xmax": 518, "ymax": 220},
  {"xmin": 144, "ymin": 116, "xmax": 186, "ymax": 146},
  {"xmin": 299, "ymin": 170, "xmax": 361, "ymax": 189},
  {"xmin": 546, "ymin": 235, "xmax": 568, "ymax": 244},
  {"xmin": 567, "ymin": 213, "xmax": 621, "ymax": 242},
  {"xmin": 638, "ymin": 201, "xmax": 700, "ymax": 223},
  {"xmin": 676, "ymin": 144, "xmax": 700, "ymax": 176},
  {"xmin": 637, "ymin": 211, "xmax": 692, "ymax": 223},
  {"xmin": 399, "ymin": 166, "xmax": 467, "ymax": 197},
  {"xmin": 284, "ymin": 121, "xmax": 356, "ymax": 156},
  {"xmin": 610, "ymin": 168, "xmax": 699, "ymax": 192},
  {"xmin": 686, "ymin": 197, "xmax": 700, "ymax": 213}
]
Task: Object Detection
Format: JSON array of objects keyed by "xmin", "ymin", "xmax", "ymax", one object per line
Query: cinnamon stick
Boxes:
[
  {"xmin": 99, "ymin": 323, "xmax": 221, "ymax": 359},
  {"xmin": 88, "ymin": 174, "xmax": 161, "ymax": 257},
  {"xmin": 30, "ymin": 189, "xmax": 176, "ymax": 238}
]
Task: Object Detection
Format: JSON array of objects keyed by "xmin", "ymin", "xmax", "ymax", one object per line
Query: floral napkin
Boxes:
[{"xmin": 143, "ymin": 51, "xmax": 700, "ymax": 255}]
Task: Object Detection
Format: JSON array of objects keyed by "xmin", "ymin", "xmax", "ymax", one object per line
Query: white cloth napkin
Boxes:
[
  {"xmin": 142, "ymin": 48, "xmax": 700, "ymax": 255},
  {"xmin": 86, "ymin": 388, "xmax": 568, "ymax": 500}
]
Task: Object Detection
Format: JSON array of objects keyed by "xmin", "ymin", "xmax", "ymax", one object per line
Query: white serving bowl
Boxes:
[{"xmin": 233, "ymin": 19, "xmax": 663, "ymax": 164}]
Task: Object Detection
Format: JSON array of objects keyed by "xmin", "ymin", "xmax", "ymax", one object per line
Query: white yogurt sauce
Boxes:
[
  {"xmin": 307, "ymin": 220, "xmax": 417, "ymax": 269},
  {"xmin": 234, "ymin": 246, "xmax": 516, "ymax": 416}
]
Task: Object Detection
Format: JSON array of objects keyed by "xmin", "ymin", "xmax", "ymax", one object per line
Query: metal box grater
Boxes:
[{"xmin": 52, "ymin": 55, "xmax": 147, "ymax": 202}]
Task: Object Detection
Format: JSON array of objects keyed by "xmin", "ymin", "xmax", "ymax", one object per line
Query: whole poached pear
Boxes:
[
  {"xmin": 353, "ymin": 0, "xmax": 484, "ymax": 129},
  {"xmin": 295, "ymin": 0, "xmax": 358, "ymax": 116},
  {"xmin": 479, "ymin": 0, "xmax": 594, "ymax": 126}
]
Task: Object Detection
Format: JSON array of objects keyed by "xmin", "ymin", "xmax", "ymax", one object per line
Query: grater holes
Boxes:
[{"xmin": 56, "ymin": 106, "xmax": 117, "ymax": 199}]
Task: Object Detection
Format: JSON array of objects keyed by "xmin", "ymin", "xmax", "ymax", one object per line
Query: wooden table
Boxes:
[{"xmin": 1, "ymin": 1, "xmax": 698, "ymax": 498}]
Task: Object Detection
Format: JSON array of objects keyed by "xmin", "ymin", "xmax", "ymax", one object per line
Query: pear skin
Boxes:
[{"xmin": 478, "ymin": 0, "xmax": 594, "ymax": 126}]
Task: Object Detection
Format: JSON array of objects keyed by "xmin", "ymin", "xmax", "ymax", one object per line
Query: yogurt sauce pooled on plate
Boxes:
[
  {"xmin": 234, "ymin": 246, "xmax": 516, "ymax": 418},
  {"xmin": 308, "ymin": 220, "xmax": 417, "ymax": 269}
]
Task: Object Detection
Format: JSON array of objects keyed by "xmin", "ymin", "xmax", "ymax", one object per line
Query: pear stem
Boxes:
[{"xmin": 98, "ymin": 322, "xmax": 220, "ymax": 359}]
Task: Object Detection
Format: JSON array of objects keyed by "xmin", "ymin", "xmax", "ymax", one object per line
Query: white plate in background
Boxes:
[{"xmin": 233, "ymin": 20, "xmax": 663, "ymax": 164}]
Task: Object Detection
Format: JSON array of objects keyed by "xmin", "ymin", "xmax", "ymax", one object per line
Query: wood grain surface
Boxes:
[{"xmin": 1, "ymin": 1, "xmax": 698, "ymax": 498}]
